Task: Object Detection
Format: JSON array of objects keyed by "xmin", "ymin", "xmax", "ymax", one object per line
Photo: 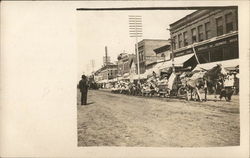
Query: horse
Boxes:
[
  {"xmin": 203, "ymin": 64, "xmax": 227, "ymax": 101},
  {"xmin": 184, "ymin": 64, "xmax": 227, "ymax": 101}
]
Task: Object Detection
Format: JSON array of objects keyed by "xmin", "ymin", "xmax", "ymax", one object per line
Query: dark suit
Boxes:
[{"xmin": 79, "ymin": 79, "xmax": 88, "ymax": 105}]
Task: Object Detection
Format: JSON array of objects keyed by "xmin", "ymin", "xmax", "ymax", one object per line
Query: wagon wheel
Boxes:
[
  {"xmin": 177, "ymin": 86, "xmax": 187, "ymax": 96},
  {"xmin": 164, "ymin": 93, "xmax": 168, "ymax": 98}
]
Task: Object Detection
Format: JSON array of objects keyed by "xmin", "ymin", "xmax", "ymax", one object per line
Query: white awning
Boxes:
[
  {"xmin": 159, "ymin": 54, "xmax": 193, "ymax": 70},
  {"xmin": 159, "ymin": 60, "xmax": 172, "ymax": 70},
  {"xmin": 174, "ymin": 53, "xmax": 194, "ymax": 65},
  {"xmin": 192, "ymin": 59, "xmax": 239, "ymax": 71}
]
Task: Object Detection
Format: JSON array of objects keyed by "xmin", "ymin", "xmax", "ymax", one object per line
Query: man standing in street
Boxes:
[{"xmin": 79, "ymin": 75, "xmax": 88, "ymax": 105}]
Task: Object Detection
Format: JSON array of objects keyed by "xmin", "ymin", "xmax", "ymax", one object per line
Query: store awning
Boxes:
[
  {"xmin": 192, "ymin": 59, "xmax": 239, "ymax": 71},
  {"xmin": 159, "ymin": 57, "xmax": 187, "ymax": 70},
  {"xmin": 146, "ymin": 61, "xmax": 166, "ymax": 76},
  {"xmin": 174, "ymin": 53, "xmax": 194, "ymax": 66},
  {"xmin": 159, "ymin": 60, "xmax": 172, "ymax": 70}
]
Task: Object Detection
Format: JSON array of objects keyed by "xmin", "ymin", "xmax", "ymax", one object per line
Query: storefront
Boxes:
[{"xmin": 173, "ymin": 33, "xmax": 238, "ymax": 69}]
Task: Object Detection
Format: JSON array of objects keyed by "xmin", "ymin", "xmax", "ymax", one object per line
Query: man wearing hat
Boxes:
[{"xmin": 79, "ymin": 75, "xmax": 88, "ymax": 105}]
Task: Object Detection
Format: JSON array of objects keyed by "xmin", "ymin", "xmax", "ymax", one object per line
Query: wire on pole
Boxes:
[{"xmin": 128, "ymin": 15, "xmax": 142, "ymax": 81}]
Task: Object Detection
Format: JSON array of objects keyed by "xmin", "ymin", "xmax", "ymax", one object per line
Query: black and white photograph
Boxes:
[
  {"xmin": 77, "ymin": 7, "xmax": 240, "ymax": 147},
  {"xmin": 1, "ymin": 1, "xmax": 249, "ymax": 158}
]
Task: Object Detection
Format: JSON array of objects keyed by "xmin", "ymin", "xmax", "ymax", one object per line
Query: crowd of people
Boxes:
[
  {"xmin": 108, "ymin": 66, "xmax": 239, "ymax": 101},
  {"xmin": 78, "ymin": 65, "xmax": 239, "ymax": 103}
]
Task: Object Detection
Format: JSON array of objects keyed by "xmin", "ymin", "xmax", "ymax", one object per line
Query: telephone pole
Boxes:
[
  {"xmin": 90, "ymin": 59, "xmax": 95, "ymax": 74},
  {"xmin": 129, "ymin": 15, "xmax": 142, "ymax": 80},
  {"xmin": 167, "ymin": 28, "xmax": 175, "ymax": 73}
]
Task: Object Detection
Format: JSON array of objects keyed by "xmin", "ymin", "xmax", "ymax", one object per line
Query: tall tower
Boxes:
[{"xmin": 103, "ymin": 46, "xmax": 110, "ymax": 66}]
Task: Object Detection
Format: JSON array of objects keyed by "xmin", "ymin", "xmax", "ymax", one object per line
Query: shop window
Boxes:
[
  {"xmin": 216, "ymin": 17, "xmax": 223, "ymax": 36},
  {"xmin": 225, "ymin": 13, "xmax": 234, "ymax": 33},
  {"xmin": 210, "ymin": 48, "xmax": 223, "ymax": 62},
  {"xmin": 191, "ymin": 28, "xmax": 197, "ymax": 43},
  {"xmin": 198, "ymin": 25, "xmax": 204, "ymax": 41},
  {"xmin": 178, "ymin": 34, "xmax": 182, "ymax": 48},
  {"xmin": 205, "ymin": 22, "xmax": 211, "ymax": 39},
  {"xmin": 231, "ymin": 45, "xmax": 239, "ymax": 58},
  {"xmin": 197, "ymin": 51, "xmax": 210, "ymax": 63},
  {"xmin": 223, "ymin": 45, "xmax": 238, "ymax": 60},
  {"xmin": 183, "ymin": 31, "xmax": 188, "ymax": 46},
  {"xmin": 223, "ymin": 47, "xmax": 232, "ymax": 60}
]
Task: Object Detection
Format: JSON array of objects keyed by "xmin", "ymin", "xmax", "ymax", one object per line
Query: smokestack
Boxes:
[
  {"xmin": 105, "ymin": 46, "xmax": 108, "ymax": 65},
  {"xmin": 105, "ymin": 46, "xmax": 108, "ymax": 57}
]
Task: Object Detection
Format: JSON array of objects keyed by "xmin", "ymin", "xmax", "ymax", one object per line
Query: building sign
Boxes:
[
  {"xmin": 175, "ymin": 49, "xmax": 193, "ymax": 57},
  {"xmin": 174, "ymin": 36, "xmax": 238, "ymax": 57},
  {"xmin": 197, "ymin": 45, "xmax": 209, "ymax": 51},
  {"xmin": 229, "ymin": 37, "xmax": 238, "ymax": 43}
]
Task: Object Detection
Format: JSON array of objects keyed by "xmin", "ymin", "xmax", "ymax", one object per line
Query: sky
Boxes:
[{"xmin": 77, "ymin": 9, "xmax": 196, "ymax": 76}]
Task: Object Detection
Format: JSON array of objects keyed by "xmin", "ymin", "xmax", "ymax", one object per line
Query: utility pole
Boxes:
[
  {"xmin": 90, "ymin": 59, "xmax": 95, "ymax": 74},
  {"xmin": 129, "ymin": 15, "xmax": 142, "ymax": 80},
  {"xmin": 167, "ymin": 28, "xmax": 175, "ymax": 74}
]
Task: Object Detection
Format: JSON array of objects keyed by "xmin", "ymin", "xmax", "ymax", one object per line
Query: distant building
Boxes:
[
  {"xmin": 93, "ymin": 46, "xmax": 118, "ymax": 82},
  {"xmin": 136, "ymin": 39, "xmax": 170, "ymax": 74},
  {"xmin": 169, "ymin": 8, "xmax": 238, "ymax": 68},
  {"xmin": 94, "ymin": 64, "xmax": 118, "ymax": 82},
  {"xmin": 153, "ymin": 42, "xmax": 172, "ymax": 61},
  {"xmin": 117, "ymin": 53, "xmax": 136, "ymax": 77}
]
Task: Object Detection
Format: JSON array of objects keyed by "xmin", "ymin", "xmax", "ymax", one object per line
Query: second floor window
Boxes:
[
  {"xmin": 191, "ymin": 28, "xmax": 197, "ymax": 43},
  {"xmin": 226, "ymin": 13, "xmax": 234, "ymax": 33},
  {"xmin": 216, "ymin": 17, "xmax": 223, "ymax": 36},
  {"xmin": 198, "ymin": 25, "xmax": 204, "ymax": 41},
  {"xmin": 183, "ymin": 32, "xmax": 188, "ymax": 46},
  {"xmin": 178, "ymin": 34, "xmax": 182, "ymax": 48},
  {"xmin": 205, "ymin": 22, "xmax": 211, "ymax": 39}
]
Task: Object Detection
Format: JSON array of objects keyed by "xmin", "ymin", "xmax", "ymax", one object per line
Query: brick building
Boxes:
[
  {"xmin": 94, "ymin": 64, "xmax": 118, "ymax": 82},
  {"xmin": 153, "ymin": 43, "xmax": 172, "ymax": 61},
  {"xmin": 169, "ymin": 8, "xmax": 238, "ymax": 68},
  {"xmin": 117, "ymin": 53, "xmax": 136, "ymax": 78},
  {"xmin": 136, "ymin": 39, "xmax": 170, "ymax": 74}
]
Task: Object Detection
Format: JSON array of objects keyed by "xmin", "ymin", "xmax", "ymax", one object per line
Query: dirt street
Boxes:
[{"xmin": 77, "ymin": 90, "xmax": 240, "ymax": 147}]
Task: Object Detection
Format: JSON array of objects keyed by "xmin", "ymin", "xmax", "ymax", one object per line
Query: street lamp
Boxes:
[{"xmin": 129, "ymin": 15, "xmax": 142, "ymax": 80}]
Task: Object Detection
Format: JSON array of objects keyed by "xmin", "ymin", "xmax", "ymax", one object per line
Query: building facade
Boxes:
[
  {"xmin": 94, "ymin": 64, "xmax": 118, "ymax": 82},
  {"xmin": 153, "ymin": 43, "xmax": 172, "ymax": 61},
  {"xmin": 136, "ymin": 39, "xmax": 170, "ymax": 74},
  {"xmin": 169, "ymin": 8, "xmax": 238, "ymax": 68},
  {"xmin": 117, "ymin": 53, "xmax": 136, "ymax": 77}
]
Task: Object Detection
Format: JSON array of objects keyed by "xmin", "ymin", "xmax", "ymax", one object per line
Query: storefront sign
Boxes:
[
  {"xmin": 174, "ymin": 35, "xmax": 238, "ymax": 57},
  {"xmin": 229, "ymin": 37, "xmax": 238, "ymax": 43},
  {"xmin": 215, "ymin": 41, "xmax": 227, "ymax": 46},
  {"xmin": 197, "ymin": 45, "xmax": 209, "ymax": 51}
]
